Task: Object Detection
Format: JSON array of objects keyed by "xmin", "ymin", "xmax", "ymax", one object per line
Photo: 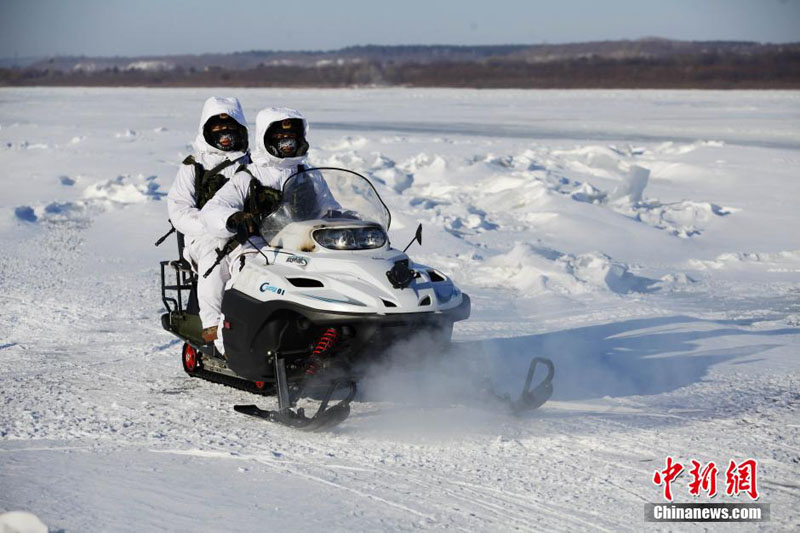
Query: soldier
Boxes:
[
  {"xmin": 201, "ymin": 107, "xmax": 316, "ymax": 354},
  {"xmin": 167, "ymin": 96, "xmax": 249, "ymax": 344}
]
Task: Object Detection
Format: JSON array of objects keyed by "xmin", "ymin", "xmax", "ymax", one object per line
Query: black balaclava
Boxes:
[
  {"xmin": 264, "ymin": 118, "xmax": 308, "ymax": 158},
  {"xmin": 203, "ymin": 114, "xmax": 248, "ymax": 152}
]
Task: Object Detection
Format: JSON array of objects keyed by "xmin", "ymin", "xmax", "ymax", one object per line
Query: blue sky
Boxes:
[{"xmin": 1, "ymin": 0, "xmax": 799, "ymax": 58}]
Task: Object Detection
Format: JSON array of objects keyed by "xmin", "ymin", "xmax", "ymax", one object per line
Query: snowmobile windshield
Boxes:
[{"xmin": 259, "ymin": 168, "xmax": 391, "ymax": 241}]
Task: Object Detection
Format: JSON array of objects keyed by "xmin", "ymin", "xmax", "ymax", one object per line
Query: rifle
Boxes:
[
  {"xmin": 202, "ymin": 238, "xmax": 236, "ymax": 278},
  {"xmin": 202, "ymin": 177, "xmax": 284, "ymax": 278},
  {"xmin": 154, "ymin": 220, "xmax": 175, "ymax": 246}
]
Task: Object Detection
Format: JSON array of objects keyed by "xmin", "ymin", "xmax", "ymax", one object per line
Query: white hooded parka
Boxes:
[
  {"xmin": 167, "ymin": 96, "xmax": 249, "ymax": 238},
  {"xmin": 166, "ymin": 96, "xmax": 249, "ymax": 332}
]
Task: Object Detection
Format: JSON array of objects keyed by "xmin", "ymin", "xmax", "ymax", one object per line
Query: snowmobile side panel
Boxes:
[{"xmin": 220, "ymin": 288, "xmax": 470, "ymax": 381}]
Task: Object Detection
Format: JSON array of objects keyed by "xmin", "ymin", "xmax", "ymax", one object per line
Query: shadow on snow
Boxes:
[{"xmin": 476, "ymin": 315, "xmax": 797, "ymax": 401}]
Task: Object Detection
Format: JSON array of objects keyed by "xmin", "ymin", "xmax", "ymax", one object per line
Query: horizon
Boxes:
[
  {"xmin": 2, "ymin": 0, "xmax": 799, "ymax": 59},
  {"xmin": 4, "ymin": 37, "xmax": 799, "ymax": 62}
]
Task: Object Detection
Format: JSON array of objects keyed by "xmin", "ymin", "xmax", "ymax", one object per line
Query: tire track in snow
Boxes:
[
  {"xmin": 447, "ymin": 478, "xmax": 620, "ymax": 532},
  {"xmin": 145, "ymin": 415, "xmax": 591, "ymax": 533},
  {"xmin": 218, "ymin": 425, "xmax": 622, "ymax": 531},
  {"xmin": 152, "ymin": 448, "xmax": 439, "ymax": 524}
]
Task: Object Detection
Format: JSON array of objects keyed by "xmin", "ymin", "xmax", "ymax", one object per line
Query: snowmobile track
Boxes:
[{"xmin": 186, "ymin": 364, "xmax": 273, "ymax": 396}]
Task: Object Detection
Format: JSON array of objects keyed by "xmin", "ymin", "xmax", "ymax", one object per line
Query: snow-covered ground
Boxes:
[{"xmin": 1, "ymin": 88, "xmax": 799, "ymax": 531}]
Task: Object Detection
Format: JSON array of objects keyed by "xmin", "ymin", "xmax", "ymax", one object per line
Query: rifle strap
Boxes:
[{"xmin": 183, "ymin": 155, "xmax": 236, "ymax": 209}]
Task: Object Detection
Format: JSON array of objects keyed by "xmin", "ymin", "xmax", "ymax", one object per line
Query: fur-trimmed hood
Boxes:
[
  {"xmin": 192, "ymin": 96, "xmax": 248, "ymax": 161},
  {"xmin": 253, "ymin": 107, "xmax": 309, "ymax": 168}
]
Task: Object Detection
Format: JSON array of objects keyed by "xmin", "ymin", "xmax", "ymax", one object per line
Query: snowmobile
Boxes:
[{"xmin": 159, "ymin": 167, "xmax": 554, "ymax": 431}]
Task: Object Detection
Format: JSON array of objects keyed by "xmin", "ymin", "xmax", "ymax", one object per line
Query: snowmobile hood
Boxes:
[
  {"xmin": 253, "ymin": 107, "xmax": 309, "ymax": 169},
  {"xmin": 193, "ymin": 96, "xmax": 248, "ymax": 160}
]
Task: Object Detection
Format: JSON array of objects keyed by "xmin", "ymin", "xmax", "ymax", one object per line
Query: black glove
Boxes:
[
  {"xmin": 252, "ymin": 186, "xmax": 282, "ymax": 217},
  {"xmin": 226, "ymin": 211, "xmax": 258, "ymax": 244}
]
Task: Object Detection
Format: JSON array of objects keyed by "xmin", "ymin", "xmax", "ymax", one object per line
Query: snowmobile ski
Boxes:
[
  {"xmin": 234, "ymin": 378, "xmax": 356, "ymax": 432},
  {"xmin": 497, "ymin": 357, "xmax": 555, "ymax": 415}
]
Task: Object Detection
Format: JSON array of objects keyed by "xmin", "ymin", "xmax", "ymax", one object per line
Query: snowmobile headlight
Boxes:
[
  {"xmin": 361, "ymin": 227, "xmax": 386, "ymax": 248},
  {"xmin": 313, "ymin": 226, "xmax": 387, "ymax": 250}
]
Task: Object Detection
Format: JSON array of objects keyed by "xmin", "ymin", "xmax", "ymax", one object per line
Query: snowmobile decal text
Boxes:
[
  {"xmin": 286, "ymin": 255, "xmax": 308, "ymax": 267},
  {"xmin": 259, "ymin": 281, "xmax": 286, "ymax": 296}
]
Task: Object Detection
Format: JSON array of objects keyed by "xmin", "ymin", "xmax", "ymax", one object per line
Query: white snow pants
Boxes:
[
  {"xmin": 211, "ymin": 237, "xmax": 268, "ymax": 354},
  {"xmin": 183, "ymin": 235, "xmax": 231, "ymax": 331}
]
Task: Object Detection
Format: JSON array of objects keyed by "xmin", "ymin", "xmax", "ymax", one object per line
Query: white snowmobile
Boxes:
[{"xmin": 160, "ymin": 168, "xmax": 554, "ymax": 431}]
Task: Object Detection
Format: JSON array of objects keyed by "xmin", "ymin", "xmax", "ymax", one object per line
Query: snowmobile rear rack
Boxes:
[{"xmin": 160, "ymin": 259, "xmax": 196, "ymax": 317}]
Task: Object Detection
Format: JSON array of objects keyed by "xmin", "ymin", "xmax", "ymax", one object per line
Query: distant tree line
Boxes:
[{"xmin": 2, "ymin": 50, "xmax": 799, "ymax": 89}]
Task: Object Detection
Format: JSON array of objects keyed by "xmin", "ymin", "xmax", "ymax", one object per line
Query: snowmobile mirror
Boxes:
[{"xmin": 402, "ymin": 223, "xmax": 423, "ymax": 253}]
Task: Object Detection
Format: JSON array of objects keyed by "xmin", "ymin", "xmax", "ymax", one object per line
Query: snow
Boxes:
[
  {"xmin": 1, "ymin": 87, "xmax": 799, "ymax": 531},
  {"xmin": 125, "ymin": 61, "xmax": 175, "ymax": 72},
  {"xmin": 0, "ymin": 511, "xmax": 48, "ymax": 533}
]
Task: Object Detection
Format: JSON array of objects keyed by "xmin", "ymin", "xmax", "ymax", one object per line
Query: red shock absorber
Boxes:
[
  {"xmin": 313, "ymin": 328, "xmax": 339, "ymax": 356},
  {"xmin": 307, "ymin": 327, "xmax": 339, "ymax": 375}
]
